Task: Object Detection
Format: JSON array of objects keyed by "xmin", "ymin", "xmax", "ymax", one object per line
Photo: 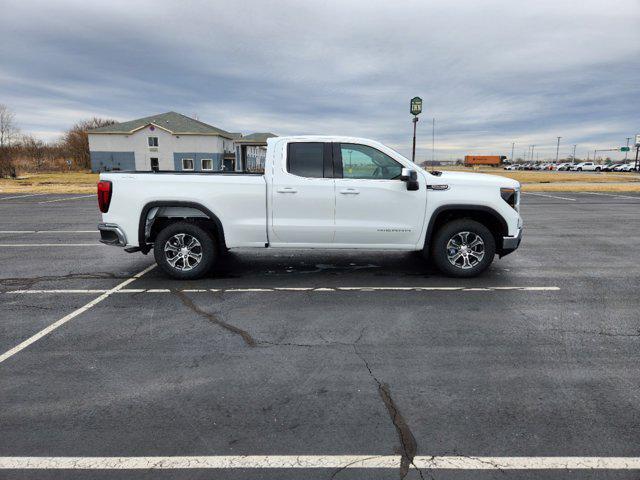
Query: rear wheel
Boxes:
[
  {"xmin": 431, "ymin": 219, "xmax": 496, "ymax": 278},
  {"xmin": 154, "ymin": 222, "xmax": 216, "ymax": 279}
]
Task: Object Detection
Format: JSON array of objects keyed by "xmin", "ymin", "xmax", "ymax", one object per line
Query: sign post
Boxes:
[
  {"xmin": 410, "ymin": 97, "xmax": 422, "ymax": 163},
  {"xmin": 635, "ymin": 134, "xmax": 640, "ymax": 171}
]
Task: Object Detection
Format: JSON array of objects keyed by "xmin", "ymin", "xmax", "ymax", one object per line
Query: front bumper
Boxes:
[
  {"xmin": 98, "ymin": 223, "xmax": 127, "ymax": 247},
  {"xmin": 500, "ymin": 227, "xmax": 523, "ymax": 257}
]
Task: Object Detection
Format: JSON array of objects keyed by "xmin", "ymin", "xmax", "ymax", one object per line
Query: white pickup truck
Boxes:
[{"xmin": 97, "ymin": 136, "xmax": 523, "ymax": 279}]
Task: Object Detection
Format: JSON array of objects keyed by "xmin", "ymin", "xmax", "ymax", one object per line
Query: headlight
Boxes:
[{"xmin": 500, "ymin": 187, "xmax": 519, "ymax": 212}]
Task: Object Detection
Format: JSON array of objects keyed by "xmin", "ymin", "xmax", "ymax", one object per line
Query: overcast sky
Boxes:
[{"xmin": 1, "ymin": 0, "xmax": 639, "ymax": 161}]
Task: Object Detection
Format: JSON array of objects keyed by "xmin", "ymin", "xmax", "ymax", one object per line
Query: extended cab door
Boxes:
[
  {"xmin": 333, "ymin": 142, "xmax": 427, "ymax": 247},
  {"xmin": 269, "ymin": 141, "xmax": 335, "ymax": 245}
]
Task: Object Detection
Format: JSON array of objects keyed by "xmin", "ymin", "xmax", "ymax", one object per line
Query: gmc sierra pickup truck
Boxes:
[{"xmin": 97, "ymin": 136, "xmax": 522, "ymax": 279}]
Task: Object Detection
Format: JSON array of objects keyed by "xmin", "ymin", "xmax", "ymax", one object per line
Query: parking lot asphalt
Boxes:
[{"xmin": 0, "ymin": 192, "xmax": 639, "ymax": 479}]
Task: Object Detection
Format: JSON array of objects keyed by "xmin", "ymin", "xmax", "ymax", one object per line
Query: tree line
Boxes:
[{"xmin": 0, "ymin": 104, "xmax": 115, "ymax": 177}]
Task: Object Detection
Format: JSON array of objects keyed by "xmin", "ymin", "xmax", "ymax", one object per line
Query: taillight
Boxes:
[{"xmin": 97, "ymin": 180, "xmax": 112, "ymax": 213}]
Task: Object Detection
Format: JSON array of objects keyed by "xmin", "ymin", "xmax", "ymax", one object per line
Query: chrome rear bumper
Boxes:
[{"xmin": 98, "ymin": 223, "xmax": 127, "ymax": 247}]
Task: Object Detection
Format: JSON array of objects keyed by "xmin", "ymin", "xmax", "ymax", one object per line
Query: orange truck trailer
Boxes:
[{"xmin": 464, "ymin": 155, "xmax": 506, "ymax": 166}]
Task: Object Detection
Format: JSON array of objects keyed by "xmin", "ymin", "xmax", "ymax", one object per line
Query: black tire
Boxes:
[
  {"xmin": 154, "ymin": 221, "xmax": 217, "ymax": 280},
  {"xmin": 430, "ymin": 219, "xmax": 496, "ymax": 278},
  {"xmin": 577, "ymin": 167, "xmax": 582, "ymax": 171}
]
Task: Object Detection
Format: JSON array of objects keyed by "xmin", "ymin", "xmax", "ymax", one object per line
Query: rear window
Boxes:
[{"xmin": 287, "ymin": 142, "xmax": 324, "ymax": 178}]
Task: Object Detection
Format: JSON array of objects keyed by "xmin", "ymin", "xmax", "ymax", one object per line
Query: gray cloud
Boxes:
[{"xmin": 1, "ymin": 0, "xmax": 639, "ymax": 160}]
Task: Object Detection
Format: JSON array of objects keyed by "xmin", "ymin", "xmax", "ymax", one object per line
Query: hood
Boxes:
[{"xmin": 433, "ymin": 170, "xmax": 520, "ymax": 189}]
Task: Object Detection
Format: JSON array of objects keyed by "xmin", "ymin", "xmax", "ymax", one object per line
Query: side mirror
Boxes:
[{"xmin": 400, "ymin": 168, "xmax": 419, "ymax": 191}]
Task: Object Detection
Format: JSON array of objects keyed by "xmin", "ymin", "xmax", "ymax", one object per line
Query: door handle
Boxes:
[
  {"xmin": 339, "ymin": 188, "xmax": 360, "ymax": 195},
  {"xmin": 277, "ymin": 187, "xmax": 298, "ymax": 193}
]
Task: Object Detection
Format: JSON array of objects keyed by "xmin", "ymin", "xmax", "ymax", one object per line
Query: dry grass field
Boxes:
[
  {"xmin": 0, "ymin": 172, "xmax": 99, "ymax": 194},
  {"xmin": 1, "ymin": 169, "xmax": 640, "ymax": 194}
]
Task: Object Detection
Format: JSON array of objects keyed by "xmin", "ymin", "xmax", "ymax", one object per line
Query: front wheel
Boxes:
[
  {"xmin": 154, "ymin": 222, "xmax": 217, "ymax": 279},
  {"xmin": 431, "ymin": 219, "xmax": 496, "ymax": 278}
]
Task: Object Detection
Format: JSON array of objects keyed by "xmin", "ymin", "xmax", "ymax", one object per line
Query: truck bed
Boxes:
[{"xmin": 100, "ymin": 171, "xmax": 268, "ymax": 248}]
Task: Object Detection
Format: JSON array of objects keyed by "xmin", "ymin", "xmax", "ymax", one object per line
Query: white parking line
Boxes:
[
  {"xmin": 38, "ymin": 195, "xmax": 95, "ymax": 204},
  {"xmin": 4, "ymin": 286, "xmax": 561, "ymax": 294},
  {"xmin": 0, "ymin": 193, "xmax": 48, "ymax": 200},
  {"xmin": 0, "ymin": 230, "xmax": 96, "ymax": 234},
  {"xmin": 0, "ymin": 244, "xmax": 99, "ymax": 247},
  {"xmin": 0, "ymin": 455, "xmax": 638, "ymax": 470},
  {"xmin": 582, "ymin": 192, "xmax": 640, "ymax": 200},
  {"xmin": 0, "ymin": 264, "xmax": 155, "ymax": 365},
  {"xmin": 522, "ymin": 192, "xmax": 576, "ymax": 201}
]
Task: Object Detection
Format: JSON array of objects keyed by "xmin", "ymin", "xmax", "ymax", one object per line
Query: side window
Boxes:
[
  {"xmin": 287, "ymin": 142, "xmax": 325, "ymax": 178},
  {"xmin": 340, "ymin": 143, "xmax": 402, "ymax": 179},
  {"xmin": 148, "ymin": 136, "xmax": 159, "ymax": 147}
]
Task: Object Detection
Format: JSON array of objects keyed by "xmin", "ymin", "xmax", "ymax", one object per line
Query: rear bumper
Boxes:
[
  {"xmin": 98, "ymin": 223, "xmax": 127, "ymax": 247},
  {"xmin": 500, "ymin": 227, "xmax": 523, "ymax": 257}
]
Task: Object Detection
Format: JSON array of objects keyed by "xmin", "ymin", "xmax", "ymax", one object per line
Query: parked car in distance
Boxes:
[
  {"xmin": 572, "ymin": 162, "xmax": 599, "ymax": 171},
  {"xmin": 97, "ymin": 135, "xmax": 523, "ymax": 279},
  {"xmin": 618, "ymin": 163, "xmax": 638, "ymax": 172},
  {"xmin": 503, "ymin": 164, "xmax": 519, "ymax": 171},
  {"xmin": 556, "ymin": 163, "xmax": 572, "ymax": 171}
]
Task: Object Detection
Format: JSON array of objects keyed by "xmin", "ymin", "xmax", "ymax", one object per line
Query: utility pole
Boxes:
[
  {"xmin": 432, "ymin": 117, "xmax": 435, "ymax": 162},
  {"xmin": 572, "ymin": 144, "xmax": 577, "ymax": 162},
  {"xmin": 531, "ymin": 145, "xmax": 535, "ymax": 163},
  {"xmin": 594, "ymin": 149, "xmax": 597, "ymax": 162},
  {"xmin": 511, "ymin": 142, "xmax": 515, "ymax": 163},
  {"xmin": 556, "ymin": 137, "xmax": 562, "ymax": 163},
  {"xmin": 625, "ymin": 137, "xmax": 631, "ymax": 161}
]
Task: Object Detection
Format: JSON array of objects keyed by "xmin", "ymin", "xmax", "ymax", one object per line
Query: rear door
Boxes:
[
  {"xmin": 270, "ymin": 141, "xmax": 335, "ymax": 245},
  {"xmin": 333, "ymin": 142, "xmax": 426, "ymax": 247}
]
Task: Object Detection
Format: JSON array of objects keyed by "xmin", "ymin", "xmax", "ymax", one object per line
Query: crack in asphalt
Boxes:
[
  {"xmin": 353, "ymin": 346, "xmax": 430, "ymax": 480},
  {"xmin": 174, "ymin": 290, "xmax": 256, "ymax": 347},
  {"xmin": 0, "ymin": 272, "xmax": 126, "ymax": 289}
]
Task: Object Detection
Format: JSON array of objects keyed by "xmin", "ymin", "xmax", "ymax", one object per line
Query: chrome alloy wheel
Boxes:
[
  {"xmin": 163, "ymin": 233, "xmax": 203, "ymax": 271},
  {"xmin": 446, "ymin": 231, "xmax": 485, "ymax": 269}
]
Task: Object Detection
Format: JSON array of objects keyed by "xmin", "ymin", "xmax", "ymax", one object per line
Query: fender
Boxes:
[
  {"xmin": 424, "ymin": 204, "xmax": 508, "ymax": 246},
  {"xmin": 137, "ymin": 201, "xmax": 227, "ymax": 252}
]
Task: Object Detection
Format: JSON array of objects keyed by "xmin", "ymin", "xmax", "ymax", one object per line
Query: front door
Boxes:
[
  {"xmin": 270, "ymin": 141, "xmax": 335, "ymax": 245},
  {"xmin": 333, "ymin": 142, "xmax": 426, "ymax": 247}
]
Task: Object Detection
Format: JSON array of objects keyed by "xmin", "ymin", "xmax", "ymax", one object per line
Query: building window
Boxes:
[
  {"xmin": 182, "ymin": 158, "xmax": 194, "ymax": 171},
  {"xmin": 201, "ymin": 158, "xmax": 213, "ymax": 171},
  {"xmin": 148, "ymin": 137, "xmax": 159, "ymax": 147}
]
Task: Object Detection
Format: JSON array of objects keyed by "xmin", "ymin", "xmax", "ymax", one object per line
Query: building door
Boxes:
[{"xmin": 150, "ymin": 157, "xmax": 159, "ymax": 172}]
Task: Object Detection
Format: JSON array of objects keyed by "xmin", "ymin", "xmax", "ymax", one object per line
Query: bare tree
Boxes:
[
  {"xmin": 0, "ymin": 104, "xmax": 19, "ymax": 148},
  {"xmin": 0, "ymin": 105, "xmax": 19, "ymax": 177},
  {"xmin": 61, "ymin": 117, "xmax": 116, "ymax": 169},
  {"xmin": 20, "ymin": 134, "xmax": 47, "ymax": 171}
]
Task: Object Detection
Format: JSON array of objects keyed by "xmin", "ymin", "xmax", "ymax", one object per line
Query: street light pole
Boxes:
[
  {"xmin": 625, "ymin": 137, "xmax": 631, "ymax": 161},
  {"xmin": 511, "ymin": 142, "xmax": 515, "ymax": 163},
  {"xmin": 556, "ymin": 136, "xmax": 562, "ymax": 163},
  {"xmin": 572, "ymin": 144, "xmax": 577, "ymax": 162},
  {"xmin": 412, "ymin": 117, "xmax": 418, "ymax": 163},
  {"xmin": 409, "ymin": 97, "xmax": 423, "ymax": 163},
  {"xmin": 531, "ymin": 145, "xmax": 535, "ymax": 163}
]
